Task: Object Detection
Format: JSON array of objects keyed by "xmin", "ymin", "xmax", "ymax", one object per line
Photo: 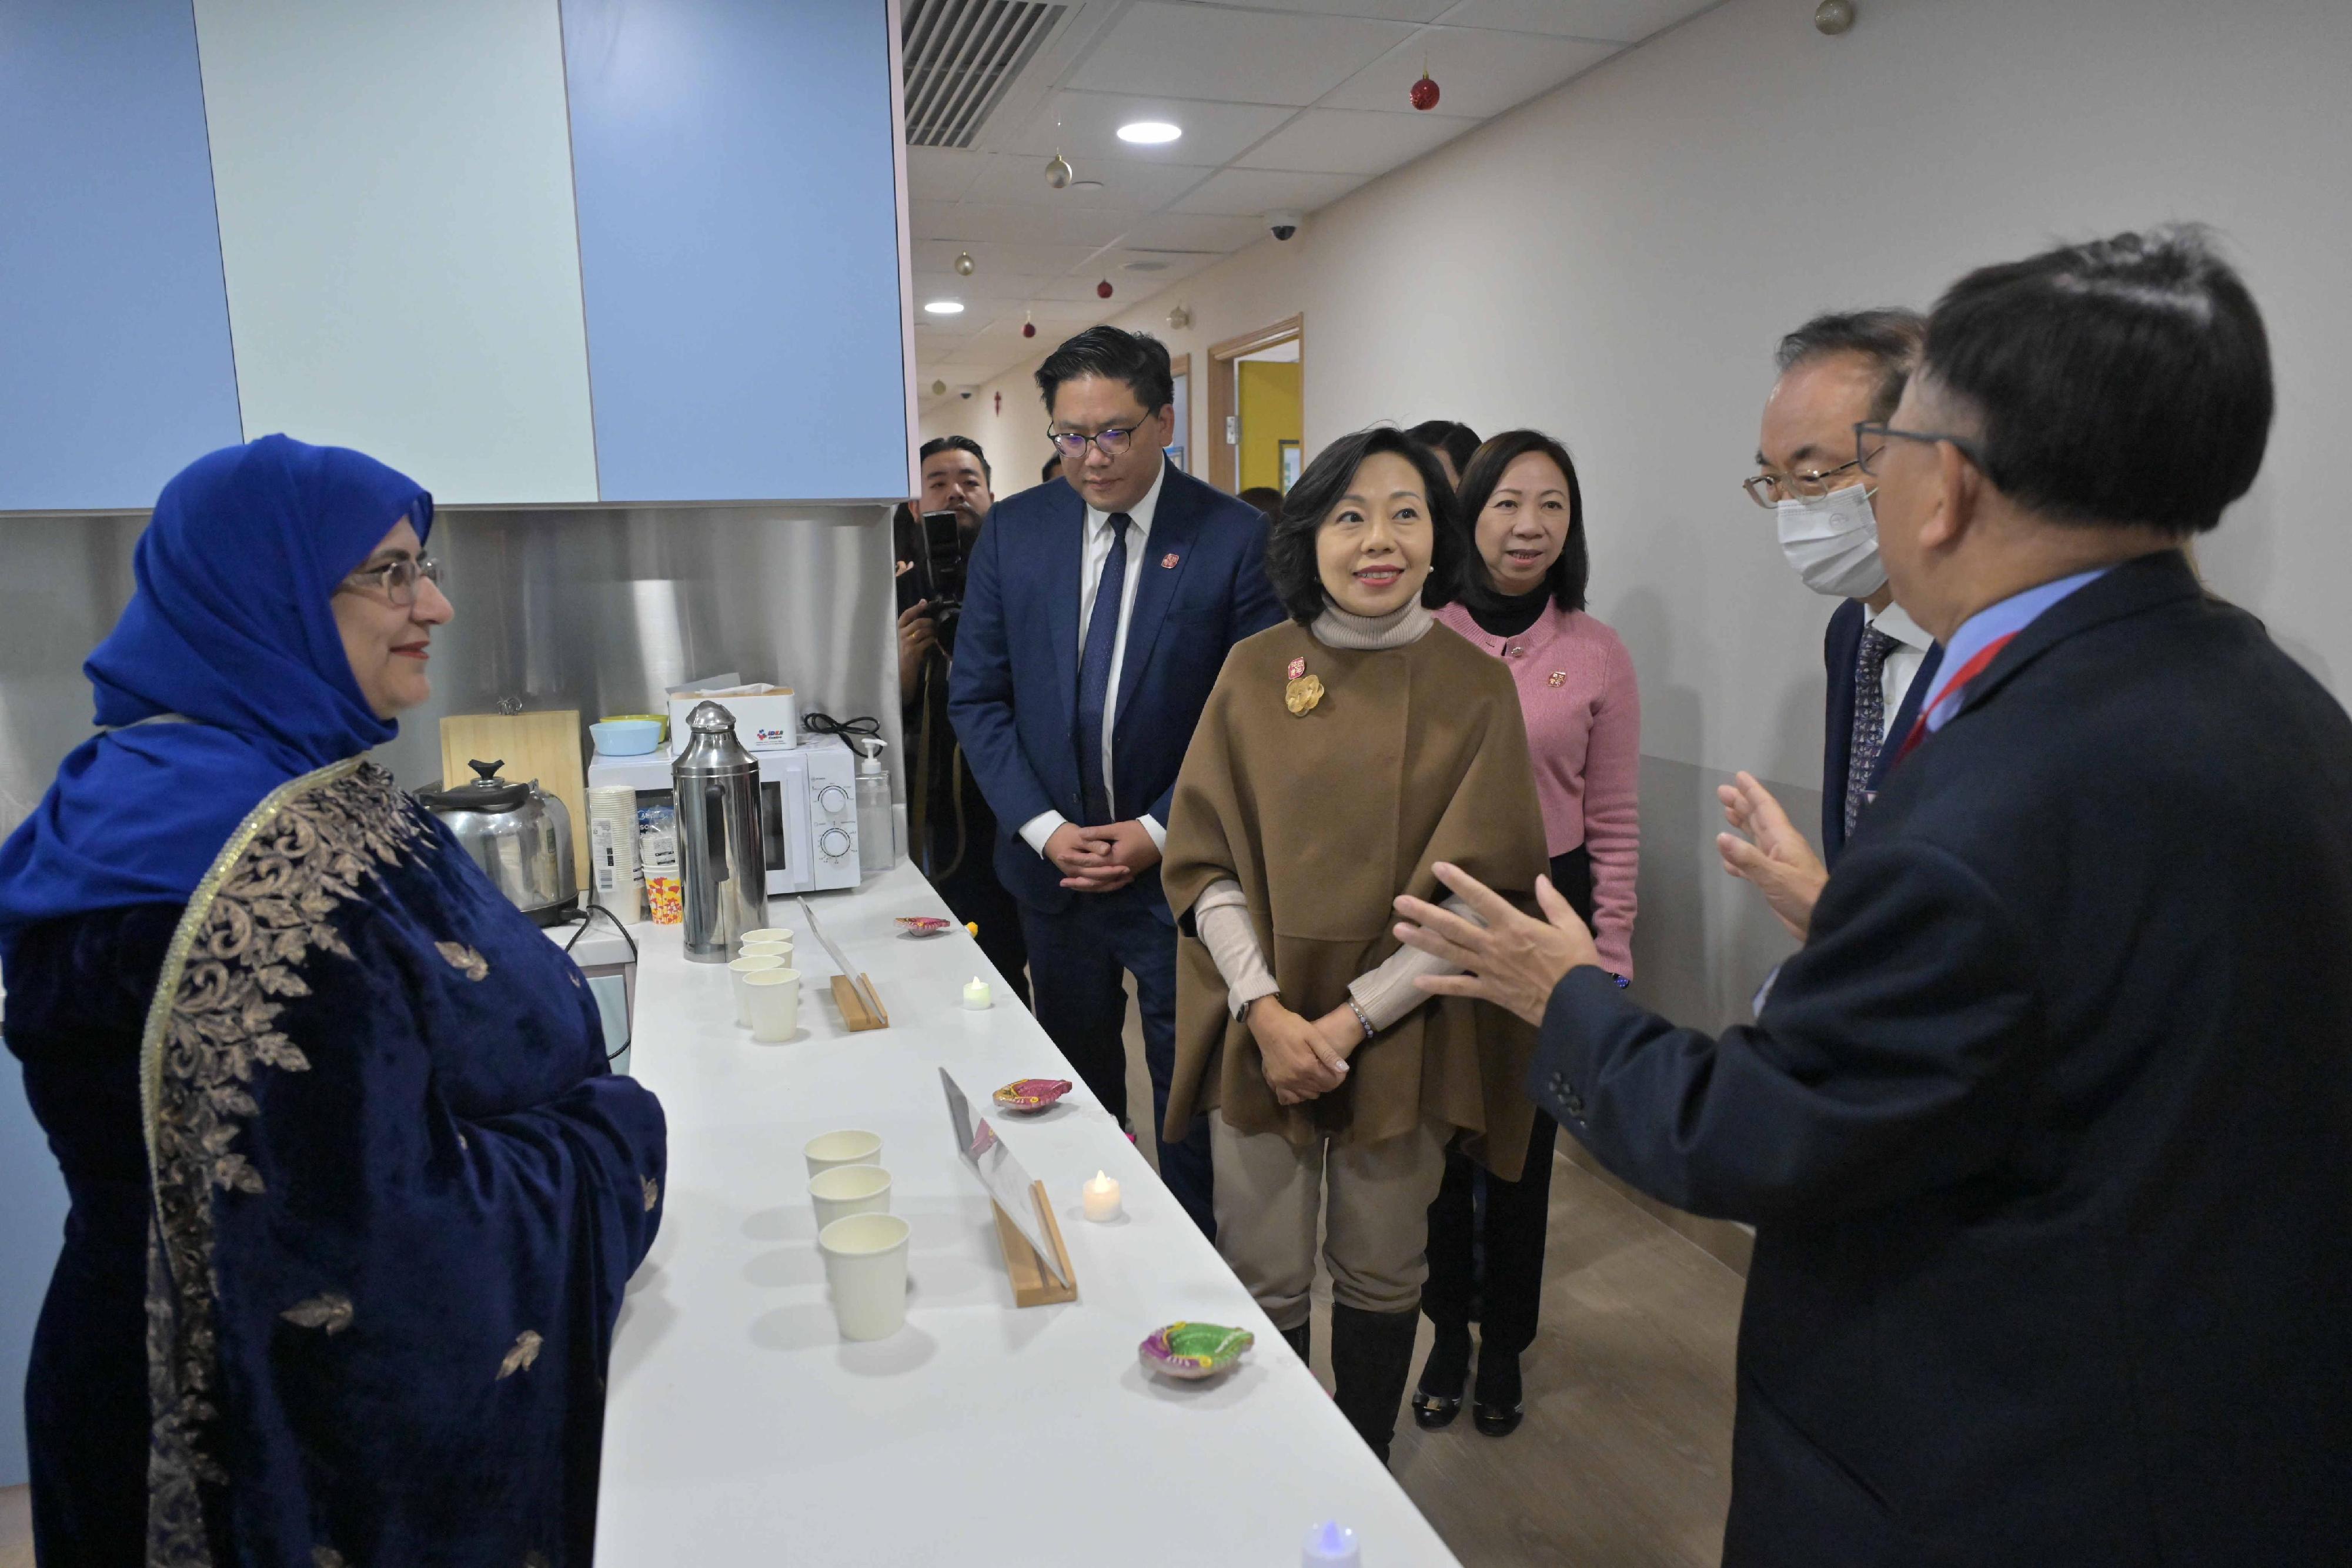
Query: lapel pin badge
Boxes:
[
  {"xmin": 1547, "ymin": 670, "xmax": 1568, "ymax": 687},
  {"xmin": 1160, "ymin": 552, "xmax": 1180, "ymax": 569}
]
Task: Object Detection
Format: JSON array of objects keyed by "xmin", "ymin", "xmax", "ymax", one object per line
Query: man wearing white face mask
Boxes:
[{"xmin": 1720, "ymin": 312, "xmax": 1945, "ymax": 936}]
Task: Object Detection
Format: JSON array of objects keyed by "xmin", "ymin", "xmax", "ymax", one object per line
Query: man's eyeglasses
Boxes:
[
  {"xmin": 1741, "ymin": 454, "xmax": 1875, "ymax": 509},
  {"xmin": 338, "ymin": 555, "xmax": 443, "ymax": 607},
  {"xmin": 1047, "ymin": 426, "xmax": 1137, "ymax": 460},
  {"xmin": 1854, "ymin": 422, "xmax": 1989, "ymax": 476}
]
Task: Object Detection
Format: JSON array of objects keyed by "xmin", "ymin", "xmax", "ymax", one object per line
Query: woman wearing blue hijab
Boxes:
[{"xmin": 0, "ymin": 436, "xmax": 666, "ymax": 1568}]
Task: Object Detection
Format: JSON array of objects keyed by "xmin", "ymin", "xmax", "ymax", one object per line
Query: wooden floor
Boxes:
[
  {"xmin": 1120, "ymin": 992, "xmax": 1748, "ymax": 1568},
  {"xmin": 0, "ymin": 1485, "xmax": 29, "ymax": 1568}
]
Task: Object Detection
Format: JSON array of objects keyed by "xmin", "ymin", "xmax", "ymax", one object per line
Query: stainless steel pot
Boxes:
[{"xmin": 419, "ymin": 758, "xmax": 579, "ymax": 926}]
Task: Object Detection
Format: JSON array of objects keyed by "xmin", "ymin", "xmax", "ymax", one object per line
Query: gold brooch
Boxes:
[
  {"xmin": 1548, "ymin": 670, "xmax": 1568, "ymax": 687},
  {"xmin": 1285, "ymin": 673, "xmax": 1324, "ymax": 716}
]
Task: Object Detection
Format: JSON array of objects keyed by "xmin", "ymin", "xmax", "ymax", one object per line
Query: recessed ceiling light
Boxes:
[
  {"xmin": 1068, "ymin": 179, "xmax": 1106, "ymax": 190},
  {"xmin": 1116, "ymin": 121, "xmax": 1182, "ymax": 145},
  {"xmin": 1123, "ymin": 260, "xmax": 1170, "ymax": 273},
  {"xmin": 923, "ymin": 300, "xmax": 965, "ymax": 315}
]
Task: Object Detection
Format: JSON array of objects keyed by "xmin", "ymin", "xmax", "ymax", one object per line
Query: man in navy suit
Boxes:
[
  {"xmin": 1719, "ymin": 313, "xmax": 1946, "ymax": 934},
  {"xmin": 949, "ymin": 327, "xmax": 1283, "ymax": 1235},
  {"xmin": 1397, "ymin": 228, "xmax": 2351, "ymax": 1565}
]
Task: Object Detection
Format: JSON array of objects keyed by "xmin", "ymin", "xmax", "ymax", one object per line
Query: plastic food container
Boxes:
[{"xmin": 591, "ymin": 718, "xmax": 663, "ymax": 755}]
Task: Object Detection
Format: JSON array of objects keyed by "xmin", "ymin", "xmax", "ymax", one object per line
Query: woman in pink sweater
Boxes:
[{"xmin": 1414, "ymin": 429, "xmax": 1641, "ymax": 1437}]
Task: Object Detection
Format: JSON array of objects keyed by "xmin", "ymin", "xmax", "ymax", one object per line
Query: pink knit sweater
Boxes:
[{"xmin": 1434, "ymin": 600, "xmax": 1641, "ymax": 976}]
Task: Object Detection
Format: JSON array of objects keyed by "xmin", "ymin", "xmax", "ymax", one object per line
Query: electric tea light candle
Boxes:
[{"xmin": 1082, "ymin": 1170, "xmax": 1121, "ymax": 1222}]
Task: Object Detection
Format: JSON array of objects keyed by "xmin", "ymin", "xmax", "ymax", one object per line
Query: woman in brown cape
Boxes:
[{"xmin": 1161, "ymin": 425, "xmax": 1549, "ymax": 1464}]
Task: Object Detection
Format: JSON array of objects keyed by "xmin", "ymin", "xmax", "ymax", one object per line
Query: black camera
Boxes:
[{"xmin": 909, "ymin": 509, "xmax": 965, "ymax": 653}]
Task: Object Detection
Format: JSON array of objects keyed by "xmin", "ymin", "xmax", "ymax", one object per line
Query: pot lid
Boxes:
[{"xmin": 419, "ymin": 758, "xmax": 530, "ymax": 813}]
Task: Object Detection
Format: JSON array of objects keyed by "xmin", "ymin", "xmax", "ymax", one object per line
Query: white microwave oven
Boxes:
[{"xmin": 587, "ymin": 731, "xmax": 860, "ymax": 894}]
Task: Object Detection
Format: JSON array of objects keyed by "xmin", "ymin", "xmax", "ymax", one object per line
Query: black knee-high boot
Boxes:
[{"xmin": 1329, "ymin": 1303, "xmax": 1421, "ymax": 1466}]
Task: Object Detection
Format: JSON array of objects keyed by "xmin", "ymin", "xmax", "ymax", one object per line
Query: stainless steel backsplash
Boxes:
[{"xmin": 0, "ymin": 505, "xmax": 902, "ymax": 837}]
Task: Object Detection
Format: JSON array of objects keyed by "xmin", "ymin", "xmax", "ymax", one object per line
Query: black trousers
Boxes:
[{"xmin": 1421, "ymin": 846, "xmax": 1595, "ymax": 1355}]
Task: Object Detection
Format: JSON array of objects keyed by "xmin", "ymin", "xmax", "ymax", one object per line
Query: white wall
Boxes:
[{"xmin": 926, "ymin": 0, "xmax": 2352, "ymax": 1025}]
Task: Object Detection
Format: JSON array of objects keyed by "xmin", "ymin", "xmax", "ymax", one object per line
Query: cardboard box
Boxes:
[{"xmin": 667, "ymin": 684, "xmax": 800, "ymax": 753}]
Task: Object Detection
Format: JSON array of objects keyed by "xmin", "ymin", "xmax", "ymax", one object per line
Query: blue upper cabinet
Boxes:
[
  {"xmin": 561, "ymin": 0, "xmax": 913, "ymax": 503},
  {"xmin": 0, "ymin": 0, "xmax": 244, "ymax": 513}
]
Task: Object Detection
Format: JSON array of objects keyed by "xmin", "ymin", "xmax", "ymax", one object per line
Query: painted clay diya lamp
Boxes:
[
  {"xmin": 1140, "ymin": 1322, "xmax": 1253, "ymax": 1380},
  {"xmin": 992, "ymin": 1078, "xmax": 1074, "ymax": 1114}
]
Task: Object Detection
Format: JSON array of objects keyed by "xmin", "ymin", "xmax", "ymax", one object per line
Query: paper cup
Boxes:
[
  {"xmin": 740, "ymin": 927, "xmax": 795, "ymax": 945},
  {"xmin": 808, "ymin": 1164, "xmax": 892, "ymax": 1232},
  {"xmin": 804, "ymin": 1129, "xmax": 883, "ymax": 1177},
  {"xmin": 745, "ymin": 968, "xmax": 801, "ymax": 1041},
  {"xmin": 740, "ymin": 940, "xmax": 793, "ymax": 961},
  {"xmin": 728, "ymin": 954, "xmax": 784, "ymax": 1026},
  {"xmin": 818, "ymin": 1212, "xmax": 911, "ymax": 1340}
]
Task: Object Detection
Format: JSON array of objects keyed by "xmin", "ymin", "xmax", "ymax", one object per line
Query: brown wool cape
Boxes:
[{"xmin": 1161, "ymin": 618, "xmax": 1549, "ymax": 1179}]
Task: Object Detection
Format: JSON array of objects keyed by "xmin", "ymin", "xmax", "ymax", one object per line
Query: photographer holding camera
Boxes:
[{"xmin": 898, "ymin": 436, "xmax": 1030, "ymax": 1004}]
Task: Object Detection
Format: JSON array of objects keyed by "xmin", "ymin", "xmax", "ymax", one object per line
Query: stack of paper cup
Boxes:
[
  {"xmin": 817, "ymin": 1212, "xmax": 911, "ymax": 1340},
  {"xmin": 727, "ymin": 954, "xmax": 784, "ymax": 1026},
  {"xmin": 587, "ymin": 786, "xmax": 642, "ymax": 922},
  {"xmin": 744, "ymin": 968, "xmax": 803, "ymax": 1042}
]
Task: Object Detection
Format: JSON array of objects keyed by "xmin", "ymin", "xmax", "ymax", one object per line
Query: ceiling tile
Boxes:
[
  {"xmin": 997, "ymin": 90, "xmax": 1296, "ymax": 166},
  {"xmin": 1118, "ymin": 210, "xmax": 1272, "ymax": 252},
  {"xmin": 912, "ymin": 202, "xmax": 1134, "ymax": 248},
  {"xmin": 1171, "ymin": 166, "xmax": 1369, "ymax": 217},
  {"xmin": 1240, "ymin": 0, "xmax": 1453, "ymax": 19},
  {"xmin": 906, "ymin": 146, "xmax": 984, "ymax": 203},
  {"xmin": 1322, "ymin": 26, "xmax": 1618, "ymax": 118},
  {"xmin": 963, "ymin": 152, "xmax": 1214, "ymax": 211},
  {"xmin": 1435, "ymin": 0, "xmax": 1715, "ymax": 46},
  {"xmin": 1232, "ymin": 106, "xmax": 1481, "ymax": 175},
  {"xmin": 1067, "ymin": 2, "xmax": 1413, "ymax": 106},
  {"xmin": 912, "ymin": 238, "xmax": 1104, "ymax": 273}
]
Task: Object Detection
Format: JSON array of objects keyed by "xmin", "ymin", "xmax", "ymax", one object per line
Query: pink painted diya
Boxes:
[
  {"xmin": 894, "ymin": 915, "xmax": 954, "ymax": 937},
  {"xmin": 1139, "ymin": 1322, "xmax": 1254, "ymax": 1380},
  {"xmin": 991, "ymin": 1078, "xmax": 1073, "ymax": 1113}
]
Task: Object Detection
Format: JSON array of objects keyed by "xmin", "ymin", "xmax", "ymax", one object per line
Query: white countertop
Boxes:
[{"xmin": 593, "ymin": 863, "xmax": 1462, "ymax": 1567}]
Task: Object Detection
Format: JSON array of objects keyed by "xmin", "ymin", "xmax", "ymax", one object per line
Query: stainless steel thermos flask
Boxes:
[{"xmin": 672, "ymin": 700, "xmax": 767, "ymax": 962}]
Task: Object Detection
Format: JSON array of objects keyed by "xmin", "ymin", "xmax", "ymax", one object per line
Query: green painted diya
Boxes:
[{"xmin": 1139, "ymin": 1321, "xmax": 1254, "ymax": 1380}]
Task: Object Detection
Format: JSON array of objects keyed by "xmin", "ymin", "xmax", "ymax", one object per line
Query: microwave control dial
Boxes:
[
  {"xmin": 818, "ymin": 825, "xmax": 853, "ymax": 861},
  {"xmin": 816, "ymin": 783, "xmax": 851, "ymax": 815}
]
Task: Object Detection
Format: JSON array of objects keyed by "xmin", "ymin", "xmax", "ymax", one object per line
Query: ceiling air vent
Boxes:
[{"xmin": 903, "ymin": 0, "xmax": 1064, "ymax": 150}]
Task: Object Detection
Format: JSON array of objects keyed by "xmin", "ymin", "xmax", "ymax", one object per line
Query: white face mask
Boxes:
[{"xmin": 1776, "ymin": 483, "xmax": 1888, "ymax": 600}]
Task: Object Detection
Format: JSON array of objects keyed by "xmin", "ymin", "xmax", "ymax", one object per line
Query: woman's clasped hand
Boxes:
[{"xmin": 1244, "ymin": 995, "xmax": 1357, "ymax": 1103}]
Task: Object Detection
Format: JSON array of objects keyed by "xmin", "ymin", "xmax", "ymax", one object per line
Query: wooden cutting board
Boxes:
[{"xmin": 439, "ymin": 711, "xmax": 590, "ymax": 879}]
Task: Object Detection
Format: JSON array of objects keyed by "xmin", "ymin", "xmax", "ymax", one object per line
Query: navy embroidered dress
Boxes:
[{"xmin": 0, "ymin": 437, "xmax": 665, "ymax": 1567}]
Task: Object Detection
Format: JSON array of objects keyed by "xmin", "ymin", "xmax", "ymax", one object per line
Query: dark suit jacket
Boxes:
[
  {"xmin": 1820, "ymin": 597, "xmax": 1942, "ymax": 863},
  {"xmin": 947, "ymin": 460, "xmax": 1284, "ymax": 917},
  {"xmin": 1532, "ymin": 553, "xmax": 2352, "ymax": 1565}
]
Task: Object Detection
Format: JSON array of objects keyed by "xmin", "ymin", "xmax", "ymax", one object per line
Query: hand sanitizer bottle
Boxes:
[{"xmin": 850, "ymin": 738, "xmax": 895, "ymax": 876}]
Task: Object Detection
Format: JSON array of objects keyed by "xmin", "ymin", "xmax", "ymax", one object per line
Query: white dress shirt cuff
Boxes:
[
  {"xmin": 1018, "ymin": 810, "xmax": 1068, "ymax": 858},
  {"xmin": 1140, "ymin": 814, "xmax": 1167, "ymax": 852}
]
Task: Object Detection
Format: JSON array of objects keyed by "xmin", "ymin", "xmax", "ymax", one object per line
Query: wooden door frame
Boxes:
[
  {"xmin": 1205, "ymin": 313, "xmax": 1304, "ymax": 495},
  {"xmin": 1168, "ymin": 352, "xmax": 1191, "ymax": 473}
]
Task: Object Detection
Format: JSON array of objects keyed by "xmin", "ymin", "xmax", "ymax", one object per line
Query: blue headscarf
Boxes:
[{"xmin": 0, "ymin": 435, "xmax": 433, "ymax": 945}]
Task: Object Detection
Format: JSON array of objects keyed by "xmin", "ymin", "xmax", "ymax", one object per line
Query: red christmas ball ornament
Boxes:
[
  {"xmin": 1409, "ymin": 72, "xmax": 1440, "ymax": 112},
  {"xmin": 1021, "ymin": 320, "xmax": 1036, "ymax": 338},
  {"xmin": 1097, "ymin": 279, "xmax": 1114, "ymax": 299},
  {"xmin": 993, "ymin": 390, "xmax": 1002, "ymax": 414}
]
